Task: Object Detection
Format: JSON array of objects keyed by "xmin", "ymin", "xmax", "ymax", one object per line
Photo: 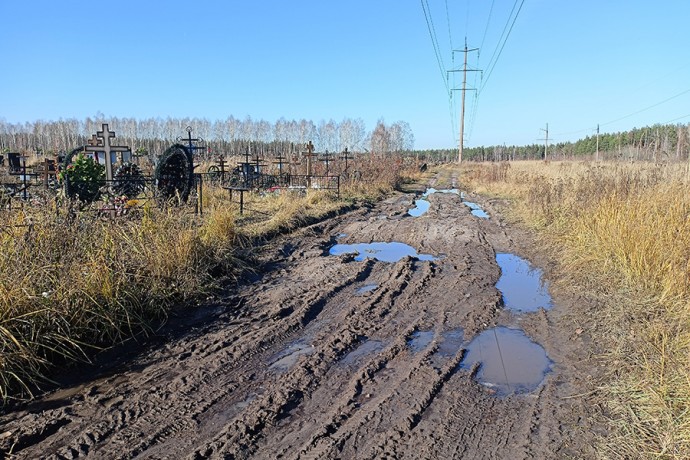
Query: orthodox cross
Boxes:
[
  {"xmin": 340, "ymin": 147, "xmax": 354, "ymax": 172},
  {"xmin": 85, "ymin": 124, "xmax": 130, "ymax": 181},
  {"xmin": 178, "ymin": 126, "xmax": 207, "ymax": 157}
]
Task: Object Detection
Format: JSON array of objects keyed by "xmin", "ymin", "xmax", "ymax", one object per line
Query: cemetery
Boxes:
[{"xmin": 0, "ymin": 124, "xmax": 355, "ymax": 219}]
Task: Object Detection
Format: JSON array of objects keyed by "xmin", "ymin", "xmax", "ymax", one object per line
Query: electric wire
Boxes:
[
  {"xmin": 479, "ymin": 0, "xmax": 520, "ymax": 87},
  {"xmin": 557, "ymin": 86, "xmax": 690, "ymax": 136},
  {"xmin": 479, "ymin": 0, "xmax": 525, "ymax": 94},
  {"xmin": 421, "ymin": 0, "xmax": 456, "ymax": 140},
  {"xmin": 479, "ymin": 0, "xmax": 496, "ymax": 55},
  {"xmin": 600, "ymin": 87, "xmax": 690, "ymax": 127},
  {"xmin": 445, "ymin": 0, "xmax": 453, "ymax": 50}
]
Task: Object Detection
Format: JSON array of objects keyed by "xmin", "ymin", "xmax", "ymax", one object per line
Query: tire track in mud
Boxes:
[
  {"xmin": 0, "ymin": 178, "xmax": 599, "ymax": 459},
  {"xmin": 192, "ymin": 256, "xmax": 440, "ymax": 458}
]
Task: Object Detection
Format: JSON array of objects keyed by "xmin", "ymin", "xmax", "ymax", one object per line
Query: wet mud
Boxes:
[{"xmin": 0, "ymin": 172, "xmax": 602, "ymax": 459}]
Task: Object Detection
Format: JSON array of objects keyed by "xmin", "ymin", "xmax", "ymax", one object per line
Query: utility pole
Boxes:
[
  {"xmin": 597, "ymin": 123, "xmax": 599, "ymax": 162},
  {"xmin": 538, "ymin": 123, "xmax": 549, "ymax": 160},
  {"xmin": 448, "ymin": 39, "xmax": 480, "ymax": 163}
]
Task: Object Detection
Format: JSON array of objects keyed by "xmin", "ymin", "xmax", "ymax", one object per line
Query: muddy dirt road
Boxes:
[{"xmin": 1, "ymin": 173, "xmax": 601, "ymax": 459}]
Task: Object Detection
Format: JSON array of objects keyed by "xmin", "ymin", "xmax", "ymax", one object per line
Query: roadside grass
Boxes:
[
  {"xmin": 459, "ymin": 160, "xmax": 690, "ymax": 459},
  {"xmin": 0, "ymin": 167, "xmax": 405, "ymax": 403}
]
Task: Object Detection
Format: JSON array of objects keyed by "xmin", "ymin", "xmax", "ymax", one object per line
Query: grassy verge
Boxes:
[
  {"xmin": 0, "ymin": 169, "xmax": 406, "ymax": 402},
  {"xmin": 459, "ymin": 160, "xmax": 690, "ymax": 459}
]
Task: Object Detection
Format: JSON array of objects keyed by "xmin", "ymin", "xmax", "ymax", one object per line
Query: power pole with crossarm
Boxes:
[{"xmin": 448, "ymin": 40, "xmax": 480, "ymax": 163}]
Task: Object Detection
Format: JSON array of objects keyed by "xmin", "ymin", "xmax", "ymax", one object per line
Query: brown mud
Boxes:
[{"xmin": 0, "ymin": 172, "xmax": 603, "ymax": 459}]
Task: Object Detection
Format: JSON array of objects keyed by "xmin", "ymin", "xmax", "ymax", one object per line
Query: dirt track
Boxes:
[{"xmin": 0, "ymin": 172, "xmax": 602, "ymax": 459}]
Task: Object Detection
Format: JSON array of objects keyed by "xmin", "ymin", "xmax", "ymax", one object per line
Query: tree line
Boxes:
[
  {"xmin": 0, "ymin": 115, "xmax": 415, "ymax": 161},
  {"xmin": 456, "ymin": 123, "xmax": 690, "ymax": 162}
]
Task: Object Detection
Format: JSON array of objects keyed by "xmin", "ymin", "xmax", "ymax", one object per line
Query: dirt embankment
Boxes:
[{"xmin": 0, "ymin": 172, "xmax": 602, "ymax": 459}]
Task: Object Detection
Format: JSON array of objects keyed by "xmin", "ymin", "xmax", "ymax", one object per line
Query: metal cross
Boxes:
[
  {"xmin": 178, "ymin": 126, "xmax": 207, "ymax": 157},
  {"xmin": 340, "ymin": 147, "xmax": 354, "ymax": 172},
  {"xmin": 319, "ymin": 151, "xmax": 332, "ymax": 176}
]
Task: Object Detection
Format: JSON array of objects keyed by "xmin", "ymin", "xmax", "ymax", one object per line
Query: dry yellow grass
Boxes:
[
  {"xmin": 460, "ymin": 160, "xmax": 690, "ymax": 459},
  {"xmin": 0, "ymin": 164, "xmax": 405, "ymax": 401}
]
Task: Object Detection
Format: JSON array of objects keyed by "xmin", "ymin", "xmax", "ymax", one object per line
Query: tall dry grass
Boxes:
[
  {"xmin": 461, "ymin": 160, "xmax": 690, "ymax": 458},
  {"xmin": 0, "ymin": 161, "xmax": 407, "ymax": 402}
]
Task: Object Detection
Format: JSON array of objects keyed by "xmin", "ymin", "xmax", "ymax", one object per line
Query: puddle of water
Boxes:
[
  {"xmin": 356, "ymin": 284, "xmax": 379, "ymax": 295},
  {"xmin": 329, "ymin": 242, "xmax": 436, "ymax": 263},
  {"xmin": 463, "ymin": 201, "xmax": 489, "ymax": 219},
  {"xmin": 408, "ymin": 199, "xmax": 430, "ymax": 217},
  {"xmin": 496, "ymin": 253, "xmax": 552, "ymax": 312},
  {"xmin": 423, "ymin": 188, "xmax": 460, "ymax": 197},
  {"xmin": 429, "ymin": 328, "xmax": 464, "ymax": 368},
  {"xmin": 269, "ymin": 341, "xmax": 314, "ymax": 373},
  {"xmin": 436, "ymin": 329, "xmax": 465, "ymax": 357},
  {"xmin": 337, "ymin": 233, "xmax": 347, "ymax": 239},
  {"xmin": 341, "ymin": 339, "xmax": 385, "ymax": 365},
  {"xmin": 459, "ymin": 327, "xmax": 552, "ymax": 396},
  {"xmin": 408, "ymin": 330, "xmax": 434, "ymax": 353}
]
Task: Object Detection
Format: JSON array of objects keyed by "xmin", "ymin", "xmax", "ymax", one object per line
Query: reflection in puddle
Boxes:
[
  {"xmin": 408, "ymin": 188, "xmax": 461, "ymax": 217},
  {"xmin": 460, "ymin": 327, "xmax": 552, "ymax": 396},
  {"xmin": 341, "ymin": 339, "xmax": 385, "ymax": 365},
  {"xmin": 496, "ymin": 253, "xmax": 552, "ymax": 312},
  {"xmin": 329, "ymin": 242, "xmax": 436, "ymax": 263},
  {"xmin": 424, "ymin": 188, "xmax": 461, "ymax": 197},
  {"xmin": 269, "ymin": 341, "xmax": 314, "ymax": 373},
  {"xmin": 337, "ymin": 233, "xmax": 348, "ymax": 239},
  {"xmin": 356, "ymin": 284, "xmax": 379, "ymax": 295},
  {"xmin": 408, "ymin": 330, "xmax": 434, "ymax": 353},
  {"xmin": 408, "ymin": 199, "xmax": 430, "ymax": 217},
  {"xmin": 463, "ymin": 201, "xmax": 489, "ymax": 219}
]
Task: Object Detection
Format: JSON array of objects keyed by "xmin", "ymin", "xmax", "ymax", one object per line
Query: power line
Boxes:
[
  {"xmin": 557, "ymin": 86, "xmax": 690, "ymax": 137},
  {"xmin": 479, "ymin": 0, "xmax": 496, "ymax": 54},
  {"xmin": 600, "ymin": 87, "xmax": 690, "ymax": 127},
  {"xmin": 480, "ymin": 0, "xmax": 526, "ymax": 94},
  {"xmin": 445, "ymin": 0, "xmax": 453, "ymax": 50},
  {"xmin": 420, "ymin": 0, "xmax": 449, "ymax": 95}
]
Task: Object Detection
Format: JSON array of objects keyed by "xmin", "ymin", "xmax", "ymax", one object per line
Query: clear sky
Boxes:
[{"xmin": 2, "ymin": 1, "xmax": 690, "ymax": 150}]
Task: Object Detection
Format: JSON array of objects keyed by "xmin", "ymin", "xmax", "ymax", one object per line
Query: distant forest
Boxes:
[
  {"xmin": 419, "ymin": 123, "xmax": 690, "ymax": 163},
  {"xmin": 2, "ymin": 116, "xmax": 689, "ymax": 164},
  {"xmin": 0, "ymin": 116, "xmax": 415, "ymax": 162}
]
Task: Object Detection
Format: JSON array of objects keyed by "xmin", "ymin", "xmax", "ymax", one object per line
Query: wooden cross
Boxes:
[
  {"xmin": 305, "ymin": 140, "xmax": 315, "ymax": 177},
  {"xmin": 84, "ymin": 123, "xmax": 130, "ymax": 181}
]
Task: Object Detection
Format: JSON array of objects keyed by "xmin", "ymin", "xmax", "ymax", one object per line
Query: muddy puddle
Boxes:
[
  {"xmin": 408, "ymin": 188, "xmax": 461, "ymax": 217},
  {"xmin": 356, "ymin": 284, "xmax": 378, "ymax": 295},
  {"xmin": 341, "ymin": 339, "xmax": 386, "ymax": 365},
  {"xmin": 329, "ymin": 242, "xmax": 436, "ymax": 262},
  {"xmin": 496, "ymin": 253, "xmax": 552, "ymax": 312},
  {"xmin": 408, "ymin": 199, "xmax": 430, "ymax": 217},
  {"xmin": 459, "ymin": 327, "xmax": 552, "ymax": 396},
  {"xmin": 407, "ymin": 330, "xmax": 434, "ymax": 353},
  {"xmin": 428, "ymin": 329, "xmax": 465, "ymax": 368},
  {"xmin": 463, "ymin": 201, "xmax": 489, "ymax": 219},
  {"xmin": 269, "ymin": 341, "xmax": 314, "ymax": 373},
  {"xmin": 424, "ymin": 187, "xmax": 460, "ymax": 196}
]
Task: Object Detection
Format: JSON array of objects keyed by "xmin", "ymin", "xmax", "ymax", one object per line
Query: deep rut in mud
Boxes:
[{"xmin": 0, "ymin": 174, "xmax": 601, "ymax": 459}]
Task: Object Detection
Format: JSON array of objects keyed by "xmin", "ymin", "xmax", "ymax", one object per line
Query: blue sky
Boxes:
[{"xmin": 2, "ymin": 1, "xmax": 690, "ymax": 149}]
